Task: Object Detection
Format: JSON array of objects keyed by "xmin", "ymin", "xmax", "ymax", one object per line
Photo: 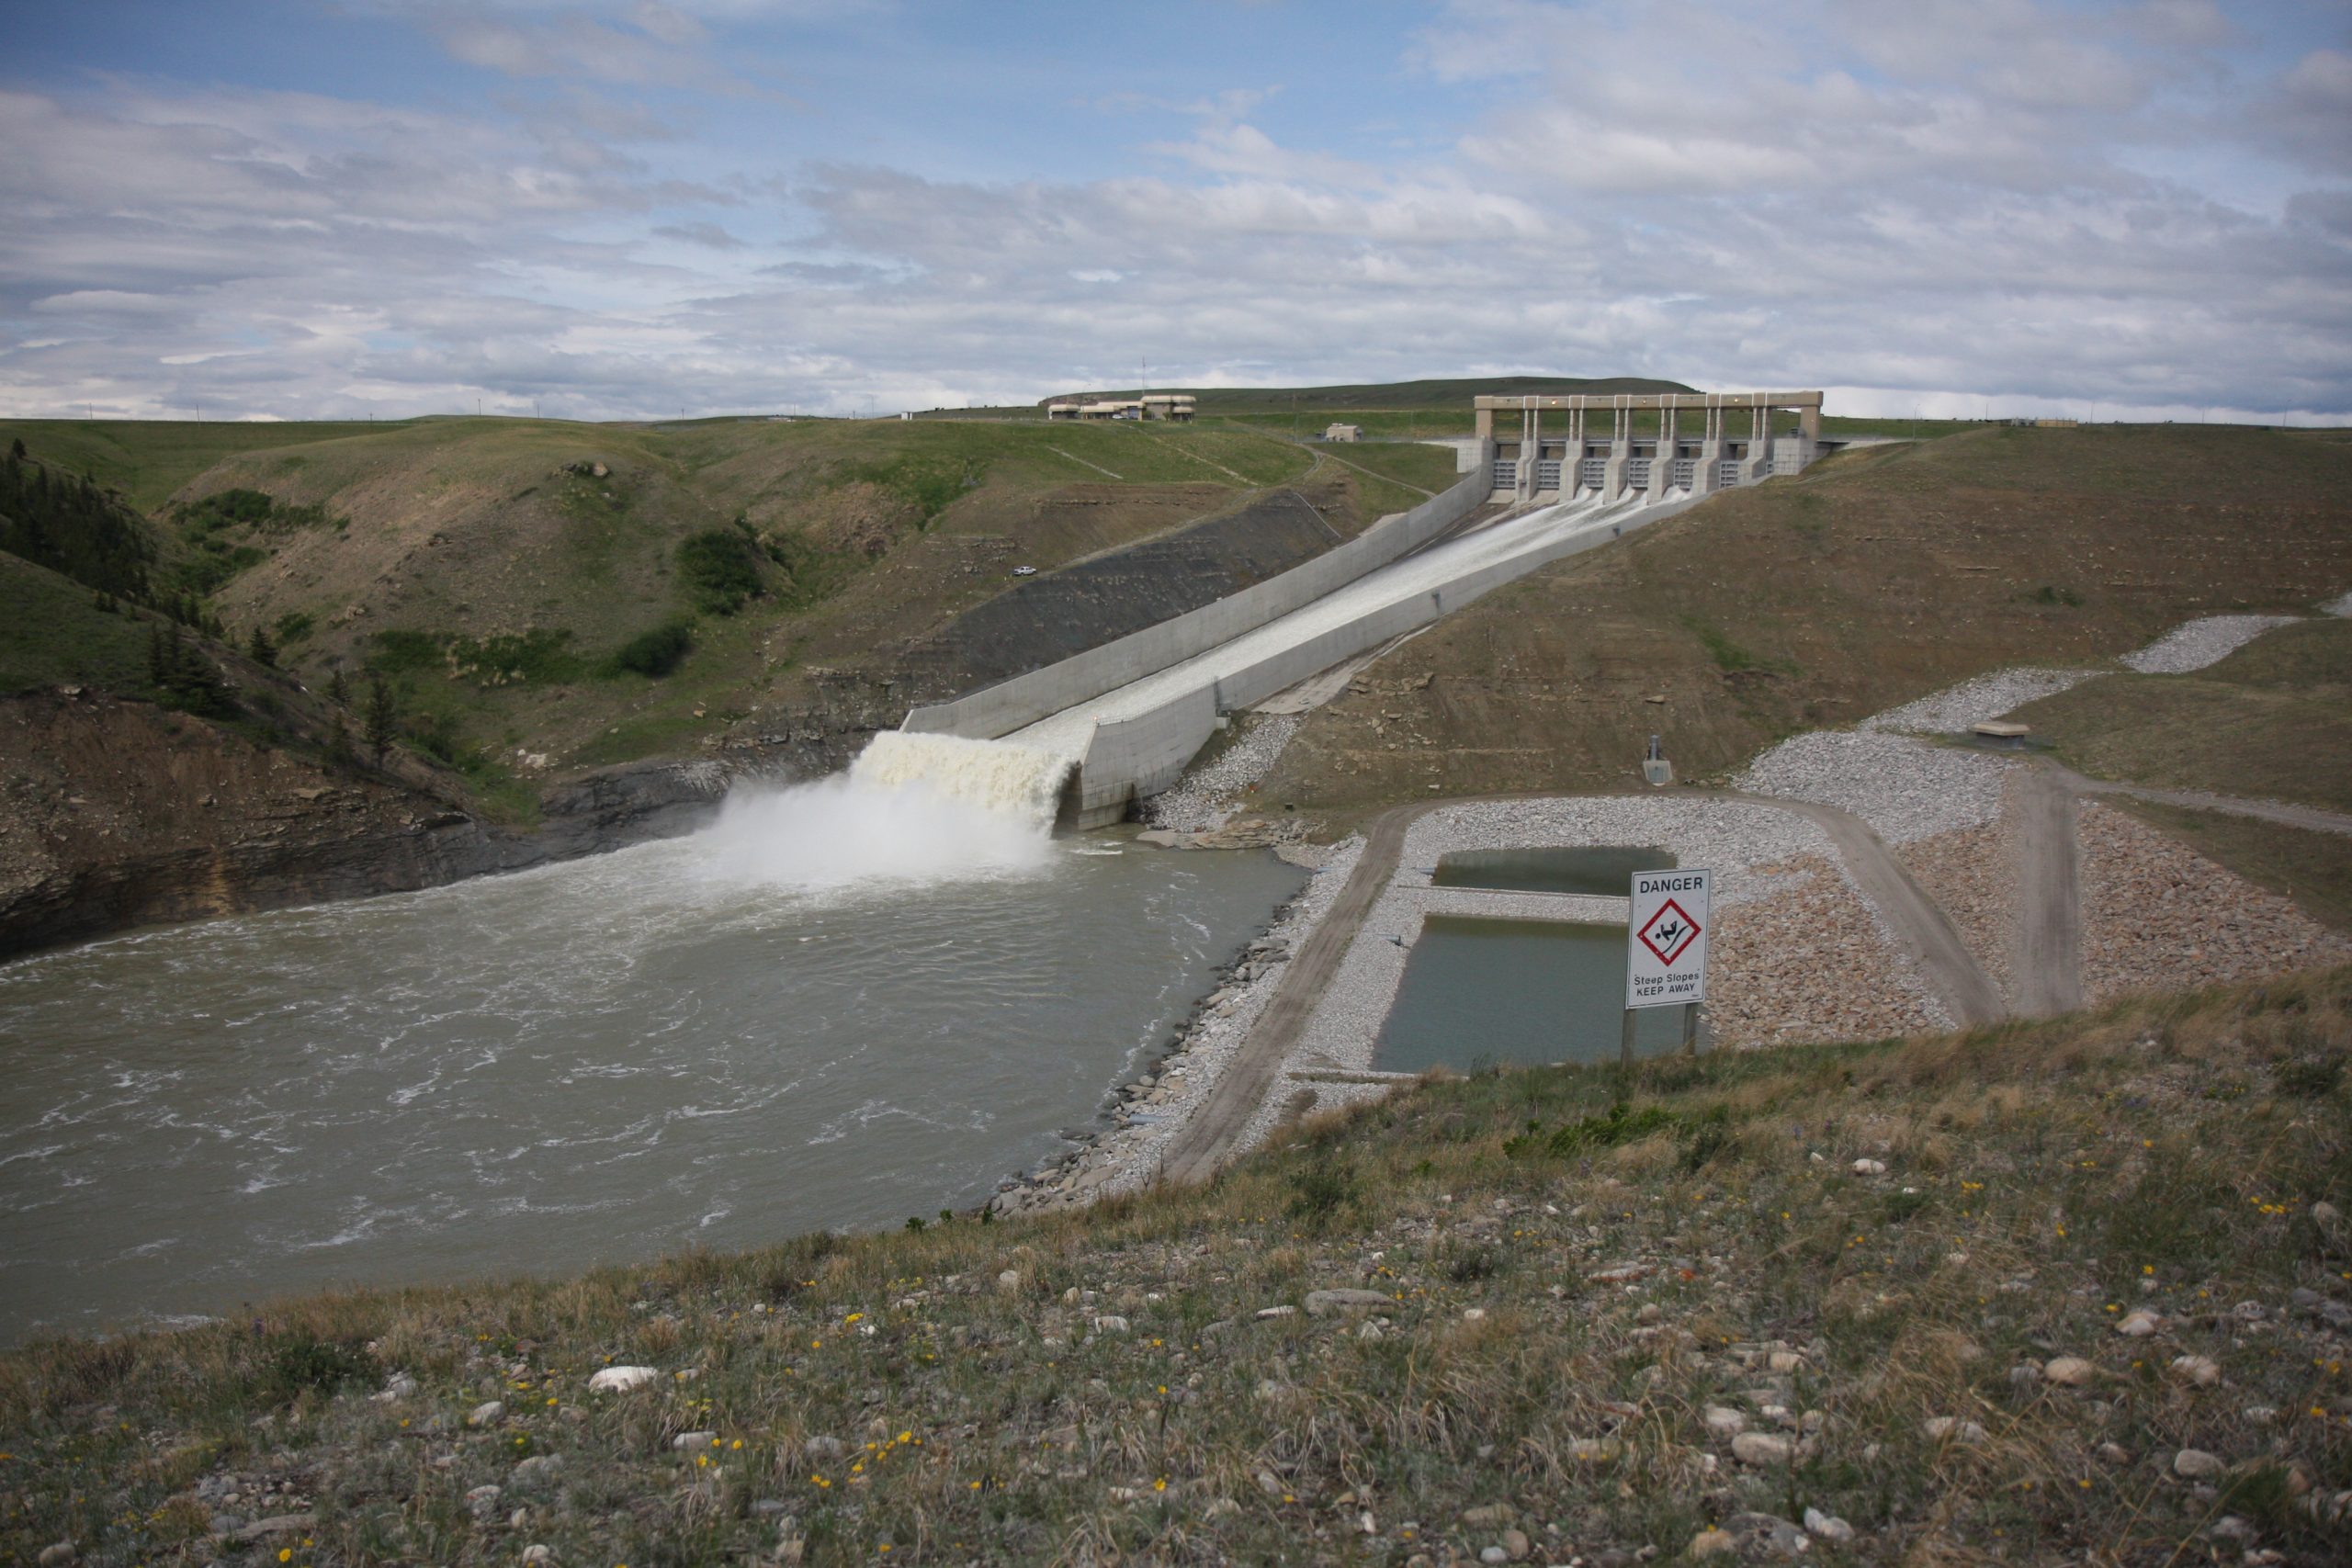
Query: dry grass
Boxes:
[{"xmin": 5, "ymin": 970, "xmax": 2351, "ymax": 1565}]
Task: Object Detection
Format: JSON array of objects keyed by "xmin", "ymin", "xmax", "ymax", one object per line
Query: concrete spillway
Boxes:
[
  {"xmin": 1009, "ymin": 488, "xmax": 1637, "ymax": 761},
  {"xmin": 884, "ymin": 476, "xmax": 1703, "ymax": 828}
]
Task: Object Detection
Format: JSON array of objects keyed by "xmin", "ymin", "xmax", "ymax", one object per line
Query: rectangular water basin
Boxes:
[
  {"xmin": 1430, "ymin": 845, "xmax": 1674, "ymax": 897},
  {"xmin": 1373, "ymin": 915, "xmax": 1690, "ymax": 1074}
]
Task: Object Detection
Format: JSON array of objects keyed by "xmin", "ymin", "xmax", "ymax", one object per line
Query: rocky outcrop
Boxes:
[{"xmin": 0, "ymin": 690, "xmax": 788, "ymax": 960}]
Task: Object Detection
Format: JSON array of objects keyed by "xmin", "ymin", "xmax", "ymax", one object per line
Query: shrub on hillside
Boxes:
[
  {"xmin": 677, "ymin": 528, "xmax": 765, "ymax": 615},
  {"xmin": 175, "ymin": 487, "xmax": 341, "ymax": 536},
  {"xmin": 607, "ymin": 620, "xmax": 693, "ymax": 678}
]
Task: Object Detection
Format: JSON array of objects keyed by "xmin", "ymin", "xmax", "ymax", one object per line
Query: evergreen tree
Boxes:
[
  {"xmin": 246, "ymin": 624, "xmax": 277, "ymax": 667},
  {"xmin": 327, "ymin": 668, "xmax": 349, "ymax": 706},
  {"xmin": 325, "ymin": 713, "xmax": 354, "ymax": 771},
  {"xmin": 363, "ymin": 675, "xmax": 398, "ymax": 766}
]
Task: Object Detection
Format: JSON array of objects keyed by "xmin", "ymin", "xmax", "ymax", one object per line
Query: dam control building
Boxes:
[{"xmin": 1476, "ymin": 389, "xmax": 1825, "ymax": 504}]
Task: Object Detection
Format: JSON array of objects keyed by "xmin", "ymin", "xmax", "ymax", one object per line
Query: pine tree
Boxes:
[
  {"xmin": 363, "ymin": 675, "xmax": 398, "ymax": 766},
  {"xmin": 246, "ymin": 624, "xmax": 277, "ymax": 667},
  {"xmin": 146, "ymin": 623, "xmax": 168, "ymax": 687},
  {"xmin": 327, "ymin": 668, "xmax": 349, "ymax": 706},
  {"xmin": 325, "ymin": 713, "xmax": 354, "ymax": 771}
]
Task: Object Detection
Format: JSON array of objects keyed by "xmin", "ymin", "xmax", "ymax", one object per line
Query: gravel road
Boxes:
[{"xmin": 2010, "ymin": 764, "xmax": 2085, "ymax": 1017}]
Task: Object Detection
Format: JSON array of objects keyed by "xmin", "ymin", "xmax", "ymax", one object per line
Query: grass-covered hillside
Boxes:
[
  {"xmin": 4, "ymin": 968, "xmax": 2347, "ymax": 1565},
  {"xmin": 0, "ymin": 414, "xmax": 1458, "ymax": 789},
  {"xmin": 1262, "ymin": 423, "xmax": 2352, "ymax": 829}
]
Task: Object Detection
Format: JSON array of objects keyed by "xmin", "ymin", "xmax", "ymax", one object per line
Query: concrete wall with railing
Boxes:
[
  {"xmin": 903, "ymin": 465, "xmax": 1490, "ymax": 742},
  {"xmin": 1066, "ymin": 489, "xmax": 1710, "ymax": 828}
]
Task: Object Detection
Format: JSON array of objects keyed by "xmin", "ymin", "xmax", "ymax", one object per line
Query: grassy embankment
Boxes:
[
  {"xmin": 2012, "ymin": 616, "xmax": 2352, "ymax": 932},
  {"xmin": 0, "ymin": 414, "xmax": 1456, "ymax": 799},
  {"xmin": 4, "ymin": 969, "xmax": 2348, "ymax": 1564},
  {"xmin": 1259, "ymin": 423, "xmax": 2352, "ymax": 831}
]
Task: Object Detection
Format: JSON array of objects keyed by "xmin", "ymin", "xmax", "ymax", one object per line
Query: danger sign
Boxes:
[{"xmin": 1627, "ymin": 868, "xmax": 1711, "ymax": 1009}]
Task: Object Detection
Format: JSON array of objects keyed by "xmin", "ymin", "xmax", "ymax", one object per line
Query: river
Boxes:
[{"xmin": 0, "ymin": 770, "xmax": 1305, "ymax": 1343}]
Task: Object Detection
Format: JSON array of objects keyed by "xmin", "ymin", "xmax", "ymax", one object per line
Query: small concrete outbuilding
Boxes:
[{"xmin": 1323, "ymin": 423, "xmax": 1363, "ymax": 443}]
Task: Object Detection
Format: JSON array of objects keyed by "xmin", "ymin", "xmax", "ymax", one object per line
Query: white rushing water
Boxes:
[
  {"xmin": 849, "ymin": 731, "xmax": 1074, "ymax": 830},
  {"xmin": 0, "ymin": 742, "xmax": 1301, "ymax": 1343}
]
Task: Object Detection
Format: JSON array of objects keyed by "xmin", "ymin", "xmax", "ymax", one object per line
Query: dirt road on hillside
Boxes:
[
  {"xmin": 2012, "ymin": 766, "xmax": 2085, "ymax": 1018},
  {"xmin": 1157, "ymin": 788, "xmax": 2002, "ymax": 1187},
  {"xmin": 2050, "ymin": 764, "xmax": 2352, "ymax": 838}
]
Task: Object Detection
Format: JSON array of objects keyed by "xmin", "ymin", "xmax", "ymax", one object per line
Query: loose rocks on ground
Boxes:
[
  {"xmin": 2122, "ymin": 615, "xmax": 2302, "ymax": 673},
  {"xmin": 2078, "ymin": 804, "xmax": 2351, "ymax": 1004},
  {"xmin": 1736, "ymin": 730, "xmax": 2011, "ymax": 845}
]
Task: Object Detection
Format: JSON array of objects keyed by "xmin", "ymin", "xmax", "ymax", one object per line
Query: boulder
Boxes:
[{"xmin": 587, "ymin": 1365, "xmax": 657, "ymax": 1393}]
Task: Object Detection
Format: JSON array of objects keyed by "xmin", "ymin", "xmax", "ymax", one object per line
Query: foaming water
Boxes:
[
  {"xmin": 688, "ymin": 772, "xmax": 1057, "ymax": 892},
  {"xmin": 0, "ymin": 775, "xmax": 1304, "ymax": 1343},
  {"xmin": 851, "ymin": 731, "xmax": 1074, "ymax": 831}
]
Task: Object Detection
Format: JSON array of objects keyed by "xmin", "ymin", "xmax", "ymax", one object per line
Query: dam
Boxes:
[{"xmin": 898, "ymin": 389, "xmax": 1828, "ymax": 827}]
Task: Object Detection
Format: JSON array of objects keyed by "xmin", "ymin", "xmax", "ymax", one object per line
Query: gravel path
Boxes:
[
  {"xmin": 1860, "ymin": 667, "xmax": 2101, "ymax": 735},
  {"xmin": 2121, "ymin": 615, "xmax": 2302, "ymax": 673},
  {"xmin": 1735, "ymin": 730, "xmax": 2014, "ymax": 844},
  {"xmin": 1138, "ymin": 715, "xmax": 1300, "ymax": 832},
  {"xmin": 2076, "ymin": 802, "xmax": 2352, "ymax": 1005}
]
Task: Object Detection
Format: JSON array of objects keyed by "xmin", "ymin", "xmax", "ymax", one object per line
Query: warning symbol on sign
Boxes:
[{"xmin": 1637, "ymin": 899, "xmax": 1701, "ymax": 966}]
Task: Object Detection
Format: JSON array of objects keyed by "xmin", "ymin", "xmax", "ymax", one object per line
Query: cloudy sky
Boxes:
[{"xmin": 3, "ymin": 0, "xmax": 2346, "ymax": 423}]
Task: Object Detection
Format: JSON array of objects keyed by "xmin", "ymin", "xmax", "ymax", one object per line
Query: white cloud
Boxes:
[{"xmin": 0, "ymin": 1, "xmax": 2345, "ymax": 423}]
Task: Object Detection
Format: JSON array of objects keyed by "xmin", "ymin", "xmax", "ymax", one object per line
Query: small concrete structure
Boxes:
[
  {"xmin": 1972, "ymin": 720, "xmax": 2030, "ymax": 749},
  {"xmin": 1475, "ymin": 390, "xmax": 1826, "ymax": 504},
  {"xmin": 1046, "ymin": 395, "xmax": 1196, "ymax": 422},
  {"xmin": 1324, "ymin": 423, "xmax": 1363, "ymax": 443}
]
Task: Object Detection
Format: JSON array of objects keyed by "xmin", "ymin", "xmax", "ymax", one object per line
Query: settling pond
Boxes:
[
  {"xmin": 1378, "ymin": 845, "xmax": 1688, "ymax": 1073},
  {"xmin": 1374, "ymin": 916, "xmax": 1689, "ymax": 1072},
  {"xmin": 0, "ymin": 780, "xmax": 1304, "ymax": 1344}
]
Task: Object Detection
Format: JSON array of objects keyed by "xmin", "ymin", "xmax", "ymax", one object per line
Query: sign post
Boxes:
[{"xmin": 1623, "ymin": 868, "xmax": 1711, "ymax": 1065}]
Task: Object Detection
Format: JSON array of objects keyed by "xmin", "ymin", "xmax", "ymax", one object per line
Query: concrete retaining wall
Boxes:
[
  {"xmin": 904, "ymin": 466, "xmax": 1490, "ymax": 741},
  {"xmin": 1067, "ymin": 490, "xmax": 1710, "ymax": 827}
]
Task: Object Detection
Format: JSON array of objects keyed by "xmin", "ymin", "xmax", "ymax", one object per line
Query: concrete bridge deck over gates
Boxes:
[
  {"xmin": 1477, "ymin": 389, "xmax": 1824, "ymax": 505},
  {"xmin": 899, "ymin": 389, "xmax": 1826, "ymax": 827}
]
